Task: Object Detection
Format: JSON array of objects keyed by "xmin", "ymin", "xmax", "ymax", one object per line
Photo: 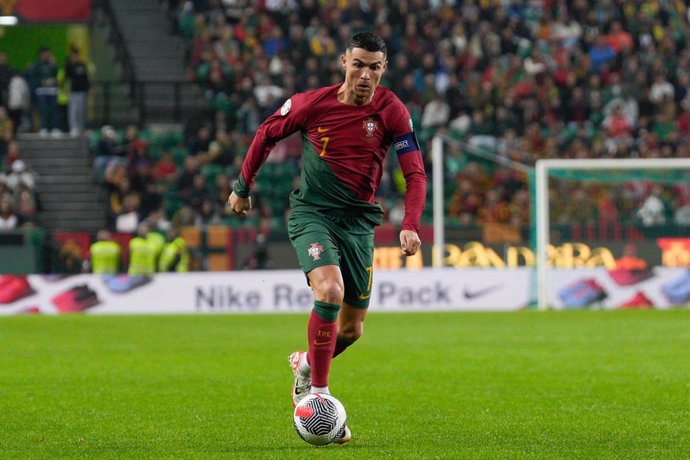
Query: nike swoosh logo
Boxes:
[
  {"xmin": 313, "ymin": 340, "xmax": 332, "ymax": 346},
  {"xmin": 317, "ymin": 127, "xmax": 329, "ymax": 133},
  {"xmin": 463, "ymin": 284, "xmax": 501, "ymax": 299},
  {"xmin": 358, "ymin": 293, "xmax": 371, "ymax": 300}
]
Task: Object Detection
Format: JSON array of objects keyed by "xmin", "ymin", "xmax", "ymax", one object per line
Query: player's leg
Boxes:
[
  {"xmin": 291, "ymin": 301, "xmax": 367, "ymax": 384},
  {"xmin": 287, "ymin": 212, "xmax": 342, "ymax": 403},
  {"xmin": 333, "ymin": 302, "xmax": 368, "ymax": 358},
  {"xmin": 306, "ymin": 265, "xmax": 344, "ymax": 395},
  {"xmin": 333, "ymin": 228, "xmax": 374, "ymax": 357}
]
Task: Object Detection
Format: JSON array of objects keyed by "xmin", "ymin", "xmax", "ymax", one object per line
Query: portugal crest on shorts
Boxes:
[
  {"xmin": 308, "ymin": 243, "xmax": 324, "ymax": 261},
  {"xmin": 363, "ymin": 117, "xmax": 378, "ymax": 137}
]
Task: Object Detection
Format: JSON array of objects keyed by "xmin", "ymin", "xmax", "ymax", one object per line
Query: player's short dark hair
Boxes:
[{"xmin": 347, "ymin": 32, "xmax": 387, "ymax": 57}]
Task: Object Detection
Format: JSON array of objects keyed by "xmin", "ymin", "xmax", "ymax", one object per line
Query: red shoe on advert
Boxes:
[
  {"xmin": 618, "ymin": 291, "xmax": 655, "ymax": 309},
  {"xmin": 0, "ymin": 275, "xmax": 33, "ymax": 304},
  {"xmin": 52, "ymin": 284, "xmax": 99, "ymax": 313}
]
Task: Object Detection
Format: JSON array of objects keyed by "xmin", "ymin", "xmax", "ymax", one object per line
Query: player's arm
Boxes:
[
  {"xmin": 229, "ymin": 96, "xmax": 307, "ymax": 214},
  {"xmin": 392, "ymin": 115, "xmax": 427, "ymax": 256}
]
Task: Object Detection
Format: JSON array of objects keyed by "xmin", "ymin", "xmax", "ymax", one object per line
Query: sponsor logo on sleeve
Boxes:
[{"xmin": 280, "ymin": 98, "xmax": 292, "ymax": 116}]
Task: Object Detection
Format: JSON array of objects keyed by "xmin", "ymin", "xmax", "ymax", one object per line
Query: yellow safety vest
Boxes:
[
  {"xmin": 90, "ymin": 240, "xmax": 121, "ymax": 274},
  {"xmin": 147, "ymin": 231, "xmax": 166, "ymax": 263},
  {"xmin": 128, "ymin": 236, "xmax": 157, "ymax": 276},
  {"xmin": 159, "ymin": 237, "xmax": 189, "ymax": 272}
]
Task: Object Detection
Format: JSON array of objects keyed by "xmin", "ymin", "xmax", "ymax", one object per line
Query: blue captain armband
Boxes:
[{"xmin": 393, "ymin": 132, "xmax": 420, "ymax": 155}]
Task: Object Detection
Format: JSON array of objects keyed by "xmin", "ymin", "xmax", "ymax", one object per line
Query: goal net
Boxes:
[
  {"xmin": 431, "ymin": 135, "xmax": 690, "ymax": 310},
  {"xmin": 535, "ymin": 158, "xmax": 690, "ymax": 309}
]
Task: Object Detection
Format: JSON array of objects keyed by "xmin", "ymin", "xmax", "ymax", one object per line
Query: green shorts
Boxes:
[{"xmin": 288, "ymin": 210, "xmax": 375, "ymax": 308}]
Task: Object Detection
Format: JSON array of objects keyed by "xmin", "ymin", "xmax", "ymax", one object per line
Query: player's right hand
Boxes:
[{"xmin": 228, "ymin": 191, "xmax": 252, "ymax": 215}]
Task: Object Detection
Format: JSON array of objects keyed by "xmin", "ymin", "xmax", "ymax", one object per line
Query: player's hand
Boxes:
[
  {"xmin": 227, "ymin": 191, "xmax": 252, "ymax": 215},
  {"xmin": 399, "ymin": 229, "xmax": 421, "ymax": 256}
]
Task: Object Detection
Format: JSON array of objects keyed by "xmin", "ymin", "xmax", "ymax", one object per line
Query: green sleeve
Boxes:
[{"xmin": 233, "ymin": 175, "xmax": 250, "ymax": 198}]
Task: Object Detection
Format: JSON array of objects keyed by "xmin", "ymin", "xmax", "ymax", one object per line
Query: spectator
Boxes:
[
  {"xmin": 195, "ymin": 197, "xmax": 221, "ymax": 226},
  {"xmin": 89, "ymin": 230, "xmax": 121, "ymax": 274},
  {"xmin": 4, "ymin": 140, "xmax": 19, "ymax": 172},
  {"xmin": 115, "ymin": 192, "xmax": 142, "ymax": 233},
  {"xmin": 0, "ymin": 107, "xmax": 12, "ymax": 160},
  {"xmin": 0, "ymin": 52, "xmax": 12, "ymax": 106},
  {"xmin": 128, "ymin": 222, "xmax": 157, "ymax": 276},
  {"xmin": 32, "ymin": 46, "xmax": 59, "ymax": 136},
  {"xmin": 236, "ymin": 96, "xmax": 261, "ymax": 134},
  {"xmin": 176, "ymin": 155, "xmax": 201, "ymax": 193},
  {"xmin": 7, "ymin": 71, "xmax": 30, "ymax": 135},
  {"xmin": 158, "ymin": 226, "xmax": 189, "ymax": 272},
  {"xmin": 64, "ymin": 47, "xmax": 90, "ymax": 136},
  {"xmin": 171, "ymin": 204, "xmax": 198, "ymax": 228},
  {"xmin": 143, "ymin": 208, "xmax": 171, "ymax": 234},
  {"xmin": 0, "ymin": 174, "xmax": 9, "ymax": 201},
  {"xmin": 152, "ymin": 151, "xmax": 178, "ymax": 183},
  {"xmin": 388, "ymin": 198, "xmax": 405, "ymax": 226},
  {"xmin": 637, "ymin": 186, "xmax": 666, "ymax": 226},
  {"xmin": 183, "ymin": 173, "xmax": 211, "ymax": 211},
  {"xmin": 187, "ymin": 125, "xmax": 211, "ymax": 156},
  {"xmin": 14, "ymin": 186, "xmax": 38, "ymax": 227},
  {"xmin": 603, "ymin": 105, "xmax": 632, "ymax": 138},
  {"xmin": 649, "ymin": 73, "xmax": 674, "ymax": 104},
  {"xmin": 589, "ymin": 35, "xmax": 616, "ymax": 74},
  {"xmin": 94, "ymin": 125, "xmax": 126, "ymax": 177},
  {"xmin": 5, "ymin": 160, "xmax": 35, "ymax": 191},
  {"xmin": 420, "ymin": 91, "xmax": 450, "ymax": 130},
  {"xmin": 605, "ymin": 21, "xmax": 633, "ymax": 53},
  {"xmin": 0, "ymin": 195, "xmax": 17, "ymax": 229},
  {"xmin": 253, "ymin": 75, "xmax": 284, "ymax": 112}
]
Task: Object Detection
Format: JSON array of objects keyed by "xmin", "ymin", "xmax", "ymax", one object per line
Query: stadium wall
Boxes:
[{"xmin": 1, "ymin": 267, "xmax": 689, "ymax": 315}]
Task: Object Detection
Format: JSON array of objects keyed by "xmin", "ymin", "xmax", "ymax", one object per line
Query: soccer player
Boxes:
[{"xmin": 228, "ymin": 32, "xmax": 426, "ymax": 441}]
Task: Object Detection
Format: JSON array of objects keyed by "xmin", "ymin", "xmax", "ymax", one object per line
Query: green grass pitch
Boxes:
[{"xmin": 1, "ymin": 310, "xmax": 689, "ymax": 459}]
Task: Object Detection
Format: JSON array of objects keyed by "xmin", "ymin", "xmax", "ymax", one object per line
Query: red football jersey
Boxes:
[{"xmin": 238, "ymin": 84, "xmax": 426, "ymax": 232}]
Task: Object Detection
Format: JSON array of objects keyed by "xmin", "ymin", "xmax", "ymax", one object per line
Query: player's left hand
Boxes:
[{"xmin": 399, "ymin": 229, "xmax": 421, "ymax": 256}]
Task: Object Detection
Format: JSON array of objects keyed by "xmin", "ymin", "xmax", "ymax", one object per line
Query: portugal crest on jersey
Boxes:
[
  {"xmin": 363, "ymin": 118, "xmax": 378, "ymax": 137},
  {"xmin": 308, "ymin": 243, "xmax": 324, "ymax": 261}
]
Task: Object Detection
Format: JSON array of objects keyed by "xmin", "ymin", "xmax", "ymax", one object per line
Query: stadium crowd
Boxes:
[
  {"xmin": 90, "ymin": 0, "xmax": 690, "ymax": 236},
  {"xmin": 0, "ymin": 121, "xmax": 39, "ymax": 230},
  {"xmin": 0, "ymin": 45, "xmax": 91, "ymax": 231}
]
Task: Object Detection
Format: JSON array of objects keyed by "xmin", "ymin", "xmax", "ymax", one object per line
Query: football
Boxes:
[{"xmin": 293, "ymin": 393, "xmax": 347, "ymax": 445}]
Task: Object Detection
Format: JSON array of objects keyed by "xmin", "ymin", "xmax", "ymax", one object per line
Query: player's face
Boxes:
[{"xmin": 341, "ymin": 47, "xmax": 387, "ymax": 103}]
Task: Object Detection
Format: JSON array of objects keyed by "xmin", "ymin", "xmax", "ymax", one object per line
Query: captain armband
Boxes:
[{"xmin": 392, "ymin": 132, "xmax": 420, "ymax": 156}]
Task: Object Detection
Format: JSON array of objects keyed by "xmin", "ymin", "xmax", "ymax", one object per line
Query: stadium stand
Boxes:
[
  {"xmin": 3, "ymin": 0, "xmax": 690, "ymax": 272},
  {"xmin": 150, "ymin": 1, "xmax": 690, "ymax": 234}
]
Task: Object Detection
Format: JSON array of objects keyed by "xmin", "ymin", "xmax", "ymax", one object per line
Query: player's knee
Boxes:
[{"xmin": 313, "ymin": 281, "xmax": 344, "ymax": 305}]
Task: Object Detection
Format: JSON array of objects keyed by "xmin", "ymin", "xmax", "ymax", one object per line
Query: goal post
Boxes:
[
  {"xmin": 431, "ymin": 134, "xmax": 532, "ymax": 268},
  {"xmin": 535, "ymin": 158, "xmax": 690, "ymax": 310},
  {"xmin": 431, "ymin": 136, "xmax": 444, "ymax": 268}
]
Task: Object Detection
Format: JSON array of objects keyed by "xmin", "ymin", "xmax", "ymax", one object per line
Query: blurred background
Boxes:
[{"xmin": 0, "ymin": 0, "xmax": 689, "ymax": 277}]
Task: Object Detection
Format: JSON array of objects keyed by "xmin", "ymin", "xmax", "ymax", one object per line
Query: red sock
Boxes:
[
  {"xmin": 332, "ymin": 337, "xmax": 354, "ymax": 359},
  {"xmin": 307, "ymin": 309, "xmax": 337, "ymax": 388}
]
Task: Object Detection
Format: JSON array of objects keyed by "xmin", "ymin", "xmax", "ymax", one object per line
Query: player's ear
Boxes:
[{"xmin": 341, "ymin": 53, "xmax": 347, "ymax": 70}]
